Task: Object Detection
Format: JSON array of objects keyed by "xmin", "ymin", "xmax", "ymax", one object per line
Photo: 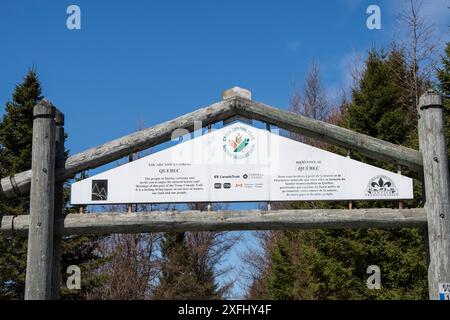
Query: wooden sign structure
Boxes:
[
  {"xmin": 0, "ymin": 87, "xmax": 449, "ymax": 300},
  {"xmin": 70, "ymin": 122, "xmax": 414, "ymax": 205}
]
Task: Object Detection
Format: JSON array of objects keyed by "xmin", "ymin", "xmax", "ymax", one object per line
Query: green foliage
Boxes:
[
  {"xmin": 265, "ymin": 46, "xmax": 429, "ymax": 300},
  {"xmin": 268, "ymin": 231, "xmax": 315, "ymax": 300},
  {"xmin": 0, "ymin": 70, "xmax": 104, "ymax": 299},
  {"xmin": 0, "ymin": 71, "xmax": 41, "ymax": 176},
  {"xmin": 0, "ymin": 70, "xmax": 42, "ymax": 299},
  {"xmin": 154, "ymin": 232, "xmax": 221, "ymax": 300},
  {"xmin": 348, "ymin": 49, "xmax": 409, "ymax": 144},
  {"xmin": 437, "ymin": 42, "xmax": 450, "ymax": 154},
  {"xmin": 59, "ymin": 234, "xmax": 109, "ymax": 299}
]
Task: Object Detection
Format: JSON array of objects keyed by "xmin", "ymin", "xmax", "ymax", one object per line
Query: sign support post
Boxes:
[
  {"xmin": 51, "ymin": 109, "xmax": 65, "ymax": 299},
  {"xmin": 25, "ymin": 100, "xmax": 56, "ymax": 300},
  {"xmin": 418, "ymin": 90, "xmax": 450, "ymax": 300}
]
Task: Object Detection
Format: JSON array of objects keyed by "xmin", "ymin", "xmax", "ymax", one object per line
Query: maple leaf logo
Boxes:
[{"xmin": 229, "ymin": 133, "xmax": 245, "ymax": 152}]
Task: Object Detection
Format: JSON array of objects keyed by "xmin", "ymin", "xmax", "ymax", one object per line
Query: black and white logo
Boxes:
[
  {"xmin": 92, "ymin": 180, "xmax": 108, "ymax": 201},
  {"xmin": 365, "ymin": 176, "xmax": 398, "ymax": 197}
]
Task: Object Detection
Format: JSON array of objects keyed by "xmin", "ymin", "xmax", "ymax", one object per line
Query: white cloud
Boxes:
[{"xmin": 287, "ymin": 40, "xmax": 302, "ymax": 52}]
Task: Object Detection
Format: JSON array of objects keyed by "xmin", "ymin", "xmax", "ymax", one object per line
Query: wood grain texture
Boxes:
[
  {"xmin": 418, "ymin": 91, "xmax": 450, "ymax": 300},
  {"xmin": 0, "ymin": 100, "xmax": 234, "ymax": 198},
  {"xmin": 1, "ymin": 208, "xmax": 427, "ymax": 236},
  {"xmin": 0, "ymin": 96, "xmax": 430, "ymax": 199},
  {"xmin": 51, "ymin": 109, "xmax": 64, "ymax": 300},
  {"xmin": 24, "ymin": 100, "xmax": 56, "ymax": 300}
]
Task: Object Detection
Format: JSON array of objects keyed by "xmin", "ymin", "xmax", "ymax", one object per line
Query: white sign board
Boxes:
[{"xmin": 71, "ymin": 122, "xmax": 414, "ymax": 205}]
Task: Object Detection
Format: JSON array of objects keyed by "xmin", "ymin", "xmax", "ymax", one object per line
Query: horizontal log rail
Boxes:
[
  {"xmin": 0, "ymin": 208, "xmax": 427, "ymax": 236},
  {"xmin": 0, "ymin": 96, "xmax": 425, "ymax": 199},
  {"xmin": 0, "ymin": 100, "xmax": 234, "ymax": 198}
]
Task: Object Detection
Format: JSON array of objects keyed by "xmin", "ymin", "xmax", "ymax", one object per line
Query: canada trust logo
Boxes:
[
  {"xmin": 365, "ymin": 176, "xmax": 398, "ymax": 197},
  {"xmin": 92, "ymin": 180, "xmax": 108, "ymax": 201},
  {"xmin": 222, "ymin": 126, "xmax": 256, "ymax": 159}
]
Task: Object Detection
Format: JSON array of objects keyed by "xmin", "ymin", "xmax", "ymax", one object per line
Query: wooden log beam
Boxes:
[
  {"xmin": 232, "ymin": 97, "xmax": 424, "ymax": 172},
  {"xmin": 0, "ymin": 93, "xmax": 428, "ymax": 199},
  {"xmin": 0, "ymin": 99, "xmax": 234, "ymax": 198},
  {"xmin": 0, "ymin": 208, "xmax": 427, "ymax": 236},
  {"xmin": 418, "ymin": 90, "xmax": 450, "ymax": 300}
]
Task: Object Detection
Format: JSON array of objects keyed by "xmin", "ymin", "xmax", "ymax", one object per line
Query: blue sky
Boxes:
[
  {"xmin": 0, "ymin": 0, "xmax": 449, "ymax": 299},
  {"xmin": 0, "ymin": 0, "xmax": 448, "ymax": 150}
]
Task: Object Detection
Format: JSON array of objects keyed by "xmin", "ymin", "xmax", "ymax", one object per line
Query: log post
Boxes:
[
  {"xmin": 0, "ymin": 208, "xmax": 429, "ymax": 236},
  {"xmin": 127, "ymin": 153, "xmax": 134, "ymax": 213},
  {"xmin": 51, "ymin": 109, "xmax": 65, "ymax": 299},
  {"xmin": 25, "ymin": 100, "xmax": 56, "ymax": 300},
  {"xmin": 418, "ymin": 90, "xmax": 450, "ymax": 300}
]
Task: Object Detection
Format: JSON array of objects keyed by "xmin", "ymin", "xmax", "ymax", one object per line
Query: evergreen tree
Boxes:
[
  {"xmin": 263, "ymin": 47, "xmax": 428, "ymax": 300},
  {"xmin": 347, "ymin": 49, "xmax": 408, "ymax": 144},
  {"xmin": 0, "ymin": 70, "xmax": 41, "ymax": 298},
  {"xmin": 267, "ymin": 231, "xmax": 315, "ymax": 300},
  {"xmin": 153, "ymin": 202, "xmax": 236, "ymax": 300},
  {"xmin": 0, "ymin": 70, "xmax": 104, "ymax": 299},
  {"xmin": 153, "ymin": 232, "xmax": 221, "ymax": 300},
  {"xmin": 436, "ymin": 42, "xmax": 450, "ymax": 153}
]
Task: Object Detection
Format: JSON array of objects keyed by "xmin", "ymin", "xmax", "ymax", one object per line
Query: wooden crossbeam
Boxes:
[
  {"xmin": 0, "ymin": 96, "xmax": 425, "ymax": 199},
  {"xmin": 0, "ymin": 99, "xmax": 234, "ymax": 198},
  {"xmin": 0, "ymin": 208, "xmax": 426, "ymax": 236},
  {"xmin": 233, "ymin": 97, "xmax": 424, "ymax": 172}
]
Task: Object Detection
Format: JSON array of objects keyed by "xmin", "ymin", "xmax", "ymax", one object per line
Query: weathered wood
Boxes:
[
  {"xmin": 0, "ymin": 100, "xmax": 234, "ymax": 198},
  {"xmin": 1, "ymin": 208, "xmax": 427, "ymax": 236},
  {"xmin": 51, "ymin": 109, "xmax": 64, "ymax": 300},
  {"xmin": 418, "ymin": 90, "xmax": 450, "ymax": 300},
  {"xmin": 0, "ymin": 170, "xmax": 32, "ymax": 198},
  {"xmin": 0, "ymin": 93, "xmax": 429, "ymax": 199},
  {"xmin": 233, "ymin": 97, "xmax": 424, "ymax": 171},
  {"xmin": 25, "ymin": 100, "xmax": 56, "ymax": 300}
]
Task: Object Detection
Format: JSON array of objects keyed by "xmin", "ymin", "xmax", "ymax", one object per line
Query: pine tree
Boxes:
[
  {"xmin": 153, "ymin": 231, "xmax": 221, "ymax": 300},
  {"xmin": 267, "ymin": 231, "xmax": 315, "ymax": 300},
  {"xmin": 0, "ymin": 70, "xmax": 41, "ymax": 298},
  {"xmin": 347, "ymin": 49, "xmax": 408, "ymax": 144},
  {"xmin": 436, "ymin": 42, "xmax": 450, "ymax": 153},
  {"xmin": 0, "ymin": 70, "xmax": 104, "ymax": 299},
  {"xmin": 154, "ymin": 232, "xmax": 196, "ymax": 299},
  {"xmin": 153, "ymin": 232, "xmax": 226, "ymax": 300},
  {"xmin": 153, "ymin": 201, "xmax": 237, "ymax": 300},
  {"xmin": 262, "ymin": 46, "xmax": 428, "ymax": 300},
  {"xmin": 314, "ymin": 47, "xmax": 428, "ymax": 299}
]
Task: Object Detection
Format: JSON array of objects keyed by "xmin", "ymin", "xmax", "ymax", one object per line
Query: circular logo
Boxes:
[{"xmin": 222, "ymin": 126, "xmax": 256, "ymax": 159}]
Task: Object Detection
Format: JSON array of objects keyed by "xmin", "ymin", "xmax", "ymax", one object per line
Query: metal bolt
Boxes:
[
  {"xmin": 440, "ymin": 213, "xmax": 445, "ymax": 219},
  {"xmin": 42, "ymin": 168, "xmax": 47, "ymax": 173}
]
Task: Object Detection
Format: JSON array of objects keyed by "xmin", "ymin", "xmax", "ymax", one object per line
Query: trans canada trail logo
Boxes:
[
  {"xmin": 222, "ymin": 126, "xmax": 256, "ymax": 159},
  {"xmin": 365, "ymin": 175, "xmax": 398, "ymax": 197}
]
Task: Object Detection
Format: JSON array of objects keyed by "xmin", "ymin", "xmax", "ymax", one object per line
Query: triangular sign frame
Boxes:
[{"xmin": 71, "ymin": 122, "xmax": 413, "ymax": 205}]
